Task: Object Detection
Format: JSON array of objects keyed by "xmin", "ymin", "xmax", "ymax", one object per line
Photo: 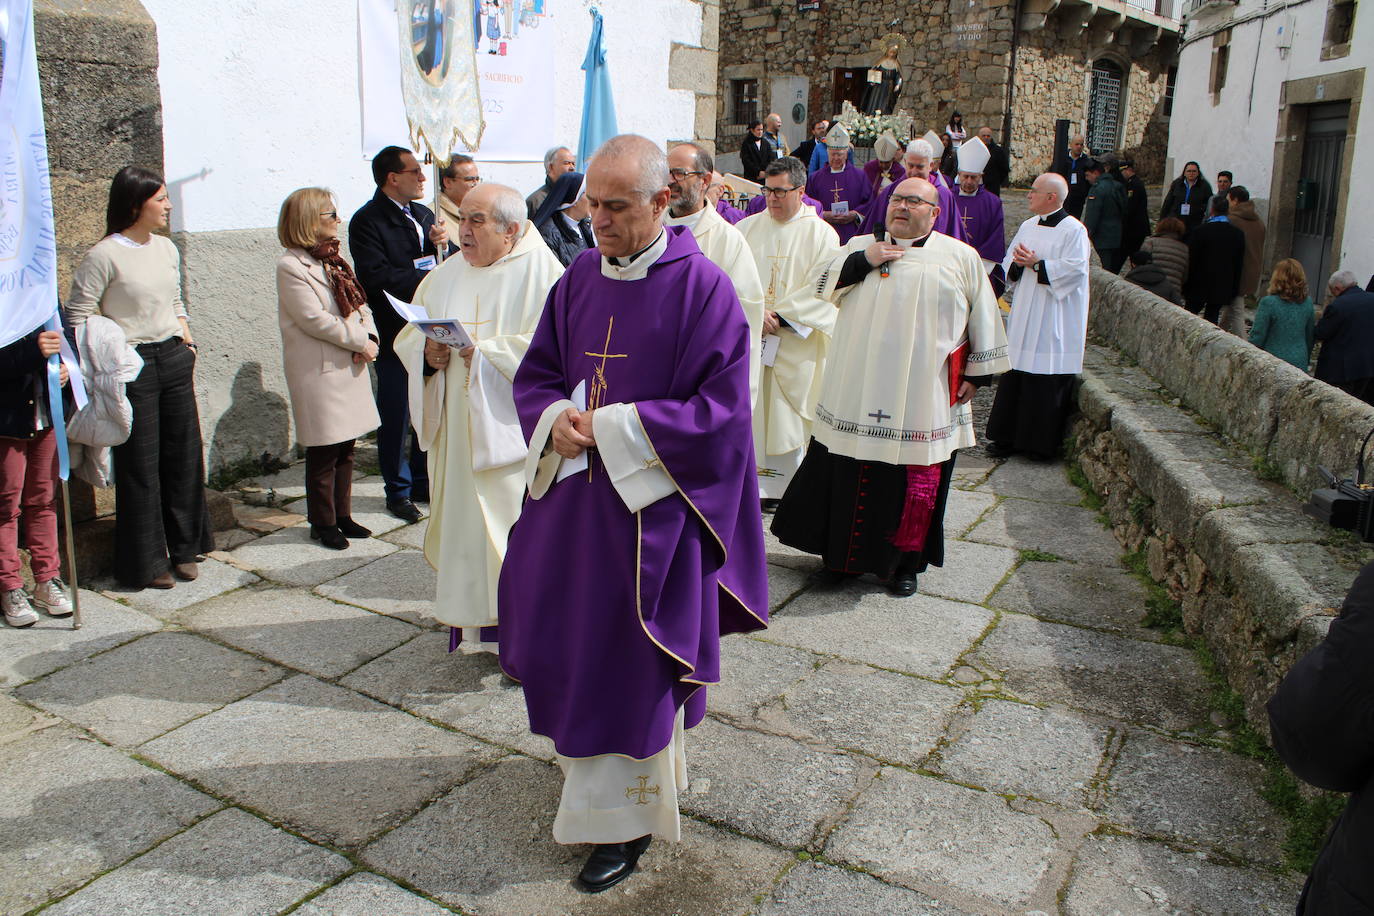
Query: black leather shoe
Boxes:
[
  {"xmin": 310, "ymin": 524, "xmax": 349, "ymax": 550},
  {"xmin": 336, "ymin": 517, "xmax": 373, "ymax": 538},
  {"xmin": 577, "ymin": 835, "xmax": 651, "ymax": 893},
  {"xmin": 760, "ymin": 498, "xmax": 780, "ymax": 512},
  {"xmin": 889, "ymin": 571, "xmax": 919, "ymax": 597},
  {"xmin": 386, "ymin": 499, "xmax": 423, "ymax": 524}
]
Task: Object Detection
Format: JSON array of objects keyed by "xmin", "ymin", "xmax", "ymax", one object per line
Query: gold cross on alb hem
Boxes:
[{"xmin": 625, "ymin": 775, "xmax": 661, "ymax": 805}]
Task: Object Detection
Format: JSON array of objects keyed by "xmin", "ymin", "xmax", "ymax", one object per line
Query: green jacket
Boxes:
[{"xmin": 1083, "ymin": 173, "xmax": 1128, "ymax": 250}]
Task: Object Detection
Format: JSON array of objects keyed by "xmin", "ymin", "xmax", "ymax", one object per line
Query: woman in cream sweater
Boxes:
[
  {"xmin": 67, "ymin": 167, "xmax": 213, "ymax": 590},
  {"xmin": 275, "ymin": 189, "xmax": 380, "ymax": 550}
]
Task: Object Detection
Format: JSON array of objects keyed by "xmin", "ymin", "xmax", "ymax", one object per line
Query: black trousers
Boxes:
[
  {"xmin": 113, "ymin": 338, "xmax": 213, "ymax": 586},
  {"xmin": 985, "ymin": 369, "xmax": 1078, "ymax": 460},
  {"xmin": 305, "ymin": 439, "xmax": 355, "ymax": 527}
]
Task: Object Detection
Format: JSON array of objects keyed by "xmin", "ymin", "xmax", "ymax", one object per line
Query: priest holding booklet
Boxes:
[
  {"xmin": 393, "ymin": 183, "xmax": 564, "ymax": 651},
  {"xmin": 772, "ymin": 177, "xmax": 1010, "ymax": 597}
]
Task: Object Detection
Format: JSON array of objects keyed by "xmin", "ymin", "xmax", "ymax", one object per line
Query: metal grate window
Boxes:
[
  {"xmin": 1087, "ymin": 60, "xmax": 1124, "ymax": 154},
  {"xmin": 731, "ymin": 79, "xmax": 759, "ymax": 126}
]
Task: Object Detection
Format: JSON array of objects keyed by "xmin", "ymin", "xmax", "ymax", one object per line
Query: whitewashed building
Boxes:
[{"xmin": 1168, "ymin": 0, "xmax": 1368, "ymax": 287}]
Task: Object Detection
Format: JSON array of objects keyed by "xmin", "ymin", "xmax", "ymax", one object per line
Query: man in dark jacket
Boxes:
[
  {"xmin": 348, "ymin": 145, "xmax": 452, "ymax": 523},
  {"xmin": 1053, "ymin": 135, "xmax": 1091, "ymax": 218},
  {"xmin": 975, "ymin": 126, "xmax": 1010, "ymax": 196},
  {"xmin": 1182, "ymin": 195, "xmax": 1246, "ymax": 325},
  {"xmin": 1314, "ymin": 271, "xmax": 1374, "ymax": 404},
  {"xmin": 1082, "ymin": 159, "xmax": 1128, "ymax": 274},
  {"xmin": 1123, "ymin": 249, "xmax": 1183, "ymax": 305},
  {"xmin": 1119, "ymin": 158, "xmax": 1151, "ymax": 258},
  {"xmin": 1268, "ymin": 559, "xmax": 1374, "ymax": 914}
]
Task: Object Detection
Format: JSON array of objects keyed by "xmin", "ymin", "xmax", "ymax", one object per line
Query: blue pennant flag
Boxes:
[{"xmin": 576, "ymin": 8, "xmax": 618, "ymax": 170}]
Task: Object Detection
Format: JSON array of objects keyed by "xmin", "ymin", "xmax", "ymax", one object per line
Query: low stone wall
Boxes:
[{"xmin": 1068, "ymin": 272, "xmax": 1373, "ymax": 736}]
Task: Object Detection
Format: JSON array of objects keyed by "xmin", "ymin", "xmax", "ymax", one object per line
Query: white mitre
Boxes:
[
  {"xmin": 824, "ymin": 122, "xmax": 852, "ymax": 150},
  {"xmin": 957, "ymin": 136, "xmax": 990, "ymax": 175},
  {"xmin": 922, "ymin": 129, "xmax": 943, "ymax": 153}
]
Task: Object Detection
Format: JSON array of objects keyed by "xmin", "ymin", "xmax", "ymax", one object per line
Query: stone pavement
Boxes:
[{"xmin": 0, "ymin": 456, "xmax": 1303, "ymax": 915}]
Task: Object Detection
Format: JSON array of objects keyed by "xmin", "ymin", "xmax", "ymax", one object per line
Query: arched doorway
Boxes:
[{"xmin": 1087, "ymin": 59, "xmax": 1125, "ymax": 155}]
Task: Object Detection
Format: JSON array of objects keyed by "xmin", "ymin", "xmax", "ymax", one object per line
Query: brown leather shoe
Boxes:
[
  {"xmin": 146, "ymin": 572, "xmax": 175, "ymax": 589},
  {"xmin": 173, "ymin": 562, "xmax": 199, "ymax": 582}
]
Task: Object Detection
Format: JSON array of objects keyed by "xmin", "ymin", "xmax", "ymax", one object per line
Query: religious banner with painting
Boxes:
[{"xmin": 360, "ymin": 0, "xmax": 557, "ymax": 162}]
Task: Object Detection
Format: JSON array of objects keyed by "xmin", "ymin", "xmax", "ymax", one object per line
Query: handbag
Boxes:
[{"xmin": 1303, "ymin": 425, "xmax": 1374, "ymax": 538}]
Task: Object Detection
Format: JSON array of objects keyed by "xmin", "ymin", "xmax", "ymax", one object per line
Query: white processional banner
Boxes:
[
  {"xmin": 0, "ymin": 0, "xmax": 60, "ymax": 348},
  {"xmin": 360, "ymin": 0, "xmax": 557, "ymax": 163}
]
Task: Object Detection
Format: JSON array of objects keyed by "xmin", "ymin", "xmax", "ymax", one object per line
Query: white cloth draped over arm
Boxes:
[
  {"xmin": 467, "ymin": 349, "xmax": 527, "ymax": 471},
  {"xmin": 1040, "ymin": 224, "xmax": 1091, "ymax": 302},
  {"xmin": 592, "ymin": 402, "xmax": 675, "ymax": 512}
]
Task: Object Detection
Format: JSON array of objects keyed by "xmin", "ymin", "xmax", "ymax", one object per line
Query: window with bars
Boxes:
[
  {"xmin": 1087, "ymin": 59, "xmax": 1124, "ymax": 155},
  {"xmin": 731, "ymin": 78, "xmax": 760, "ymax": 126},
  {"xmin": 1322, "ymin": 0, "xmax": 1356, "ymax": 58}
]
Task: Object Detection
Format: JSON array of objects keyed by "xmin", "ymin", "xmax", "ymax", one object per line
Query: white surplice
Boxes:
[
  {"xmin": 395, "ymin": 222, "xmax": 564, "ymax": 639},
  {"xmin": 665, "ymin": 204, "xmax": 765, "ymax": 410},
  {"xmin": 815, "ymin": 231, "xmax": 1010, "ymax": 466},
  {"xmin": 737, "ymin": 207, "xmax": 841, "ymax": 496},
  {"xmin": 1001, "ymin": 211, "xmax": 1092, "ymax": 375}
]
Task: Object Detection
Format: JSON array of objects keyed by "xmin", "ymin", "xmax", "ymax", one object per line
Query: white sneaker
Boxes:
[
  {"xmin": 2, "ymin": 588, "xmax": 39, "ymax": 628},
  {"xmin": 33, "ymin": 578, "xmax": 73, "ymax": 618}
]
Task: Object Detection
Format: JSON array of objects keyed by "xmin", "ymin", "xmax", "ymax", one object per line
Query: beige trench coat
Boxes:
[{"xmin": 276, "ymin": 248, "xmax": 381, "ymax": 447}]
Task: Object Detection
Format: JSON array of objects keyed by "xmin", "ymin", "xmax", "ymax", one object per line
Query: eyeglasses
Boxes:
[
  {"xmin": 322, "ymin": 211, "xmax": 340, "ymax": 220},
  {"xmin": 394, "ymin": 167, "xmax": 425, "ymax": 177},
  {"xmin": 460, "ymin": 175, "xmax": 482, "ymax": 184},
  {"xmin": 668, "ymin": 169, "xmax": 705, "ymax": 181},
  {"xmin": 761, "ymin": 185, "xmax": 801, "ymax": 197},
  {"xmin": 889, "ymin": 194, "xmax": 939, "ymax": 208}
]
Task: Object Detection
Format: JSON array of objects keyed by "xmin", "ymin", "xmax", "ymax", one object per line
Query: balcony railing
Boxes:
[{"xmin": 1182, "ymin": 0, "xmax": 1238, "ymax": 19}]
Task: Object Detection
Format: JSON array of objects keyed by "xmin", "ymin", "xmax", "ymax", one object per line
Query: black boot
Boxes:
[
  {"xmin": 336, "ymin": 517, "xmax": 372, "ymax": 538},
  {"xmin": 889, "ymin": 570, "xmax": 918, "ymax": 597},
  {"xmin": 309, "ymin": 524, "xmax": 349, "ymax": 550},
  {"xmin": 577, "ymin": 835, "xmax": 652, "ymax": 893}
]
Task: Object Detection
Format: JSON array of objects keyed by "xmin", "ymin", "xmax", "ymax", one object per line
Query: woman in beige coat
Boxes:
[{"xmin": 276, "ymin": 188, "xmax": 381, "ymax": 550}]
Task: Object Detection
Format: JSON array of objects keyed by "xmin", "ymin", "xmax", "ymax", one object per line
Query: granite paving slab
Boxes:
[
  {"xmin": 140, "ymin": 674, "xmax": 503, "ymax": 847},
  {"xmin": 233, "ymin": 502, "xmax": 306, "ymax": 534},
  {"xmin": 0, "ymin": 692, "xmax": 51, "ymax": 739},
  {"xmin": 1100, "ymin": 730, "xmax": 1286, "ymax": 865},
  {"xmin": 768, "ymin": 563, "xmax": 811, "ymax": 611},
  {"xmin": 938, "ymin": 699, "xmax": 1112, "ymax": 808},
  {"xmin": 708, "ymin": 634, "xmax": 820, "ymax": 720},
  {"xmin": 680, "ymin": 717, "xmax": 872, "ymax": 849},
  {"xmin": 966, "ymin": 498, "xmax": 1122, "ymax": 567},
  {"xmin": 918, "ymin": 539, "xmax": 1019, "ymax": 605},
  {"xmin": 380, "ymin": 517, "xmax": 429, "ymax": 550},
  {"xmin": 826, "ymin": 766, "xmax": 1058, "ymax": 909},
  {"xmin": 338, "ymin": 475, "xmax": 413, "ymax": 537},
  {"xmin": 765, "ymin": 585, "xmax": 993, "ymax": 679},
  {"xmin": 1063, "ymin": 834, "xmax": 1302, "ymax": 915},
  {"xmin": 771, "ymin": 660, "xmax": 963, "ymax": 766},
  {"xmin": 361, "ymin": 755, "xmax": 793, "ymax": 916},
  {"xmin": 763, "ymin": 526, "xmax": 821, "ymax": 571},
  {"xmin": 988, "ymin": 558, "xmax": 1160, "ymax": 638},
  {"xmin": 0, "ymin": 590, "xmax": 161, "ymax": 687},
  {"xmin": 942, "ymin": 487, "xmax": 998, "ymax": 538},
  {"xmin": 292, "ymin": 872, "xmax": 455, "ymax": 916},
  {"xmin": 758, "ymin": 861, "xmax": 978, "ymax": 916},
  {"xmin": 213, "ymin": 528, "xmax": 260, "ymax": 552},
  {"xmin": 181, "ymin": 585, "xmax": 419, "ymax": 679},
  {"xmin": 94, "ymin": 556, "xmax": 260, "ymax": 619},
  {"xmin": 16, "ymin": 632, "xmax": 285, "ymax": 746},
  {"xmin": 314, "ymin": 548, "xmax": 440, "ymax": 627},
  {"xmin": 951, "ymin": 454, "xmax": 995, "ymax": 489},
  {"xmin": 975, "ymin": 612, "xmax": 1211, "ymax": 731},
  {"xmin": 227, "ymin": 523, "xmax": 398, "ymax": 587},
  {"xmin": 44, "ymin": 807, "xmax": 349, "ymax": 916},
  {"xmin": 0, "ymin": 729, "xmax": 220, "ymax": 914},
  {"xmin": 340, "ymin": 631, "xmax": 553, "ymax": 760},
  {"xmin": 977, "ymin": 457, "xmax": 1085, "ymax": 505}
]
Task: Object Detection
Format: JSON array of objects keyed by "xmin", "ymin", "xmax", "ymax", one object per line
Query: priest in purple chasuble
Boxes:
[
  {"xmin": 805, "ymin": 124, "xmax": 871, "ymax": 245},
  {"xmin": 861, "ymin": 130, "xmax": 906, "ymax": 196},
  {"xmin": 950, "ymin": 136, "xmax": 1008, "ymax": 297},
  {"xmin": 497, "ymin": 136, "xmax": 768, "ymax": 893},
  {"xmin": 863, "ymin": 138, "xmax": 965, "ymax": 243},
  {"xmin": 772, "ymin": 177, "xmax": 1010, "ymax": 597}
]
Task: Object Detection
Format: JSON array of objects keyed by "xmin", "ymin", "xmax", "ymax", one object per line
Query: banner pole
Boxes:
[
  {"xmin": 60, "ymin": 479, "xmax": 82, "ymax": 629},
  {"xmin": 433, "ymin": 158, "xmax": 446, "ymax": 264}
]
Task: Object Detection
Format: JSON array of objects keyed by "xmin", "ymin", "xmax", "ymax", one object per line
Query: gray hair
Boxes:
[
  {"xmin": 486, "ymin": 184, "xmax": 527, "ymax": 231},
  {"xmin": 543, "ymin": 146, "xmax": 571, "ymax": 170},
  {"xmin": 1329, "ymin": 269, "xmax": 1359, "ymax": 291},
  {"xmin": 765, "ymin": 156, "xmax": 806, "ymax": 189},
  {"xmin": 906, "ymin": 139, "xmax": 934, "ymax": 160},
  {"xmin": 592, "ymin": 134, "xmax": 670, "ymax": 200},
  {"xmin": 676, "ymin": 142, "xmax": 714, "ymax": 177}
]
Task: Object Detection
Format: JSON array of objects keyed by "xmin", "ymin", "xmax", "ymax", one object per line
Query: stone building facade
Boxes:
[{"xmin": 717, "ymin": 0, "xmax": 1180, "ymax": 182}]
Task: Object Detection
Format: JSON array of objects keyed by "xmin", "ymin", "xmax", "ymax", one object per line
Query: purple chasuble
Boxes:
[
  {"xmin": 952, "ymin": 188, "xmax": 1006, "ymax": 264},
  {"xmin": 805, "ymin": 164, "xmax": 872, "ymax": 244},
  {"xmin": 716, "ymin": 198, "xmax": 746, "ymax": 225},
  {"xmin": 864, "ymin": 176, "xmax": 966, "ymax": 242},
  {"xmin": 861, "ymin": 159, "xmax": 906, "ymax": 196},
  {"xmin": 498, "ymin": 226, "xmax": 769, "ymax": 760},
  {"xmin": 744, "ymin": 192, "xmax": 824, "ymax": 219}
]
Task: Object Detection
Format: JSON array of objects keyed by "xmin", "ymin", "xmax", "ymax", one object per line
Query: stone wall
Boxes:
[
  {"xmin": 717, "ymin": 1, "xmax": 1175, "ymax": 183},
  {"xmin": 1068, "ymin": 270, "xmax": 1373, "ymax": 735}
]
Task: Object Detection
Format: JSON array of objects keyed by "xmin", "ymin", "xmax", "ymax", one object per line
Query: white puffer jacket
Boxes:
[{"xmin": 66, "ymin": 315, "xmax": 142, "ymax": 488}]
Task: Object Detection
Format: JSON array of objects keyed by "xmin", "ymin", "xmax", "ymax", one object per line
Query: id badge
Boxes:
[
  {"xmin": 1179, "ymin": 203, "xmax": 1191, "ymax": 216},
  {"xmin": 414, "ymin": 255, "xmax": 437, "ymax": 271},
  {"xmin": 1070, "ymin": 172, "xmax": 1078, "ymax": 185}
]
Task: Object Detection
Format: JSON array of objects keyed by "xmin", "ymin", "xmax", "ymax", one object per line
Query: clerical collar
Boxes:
[
  {"xmin": 1038, "ymin": 209, "xmax": 1068, "ymax": 227},
  {"xmin": 664, "ymin": 205, "xmax": 710, "ymax": 233},
  {"xmin": 892, "ymin": 232, "xmax": 931, "ymax": 248},
  {"xmin": 600, "ymin": 229, "xmax": 668, "ymax": 281},
  {"xmin": 829, "ymin": 166, "xmax": 845, "ymax": 173},
  {"xmin": 958, "ymin": 189, "xmax": 979, "ymax": 197}
]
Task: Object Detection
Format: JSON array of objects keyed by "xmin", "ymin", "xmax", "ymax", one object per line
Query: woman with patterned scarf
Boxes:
[{"xmin": 275, "ymin": 188, "xmax": 381, "ymax": 550}]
